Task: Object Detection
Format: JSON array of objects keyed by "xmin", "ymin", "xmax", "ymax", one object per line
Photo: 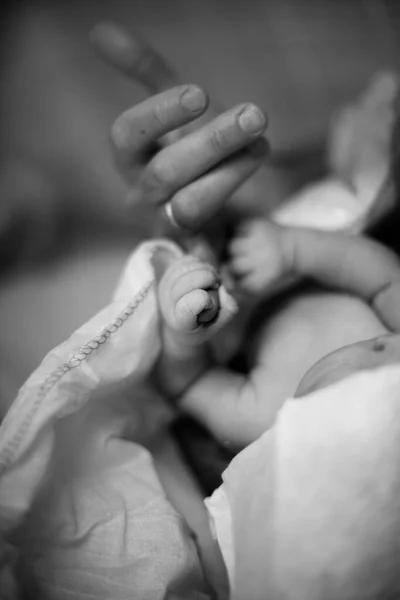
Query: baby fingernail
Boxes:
[
  {"xmin": 208, "ymin": 272, "xmax": 221, "ymax": 289},
  {"xmin": 180, "ymin": 86, "xmax": 207, "ymax": 113},
  {"xmin": 238, "ymin": 105, "xmax": 266, "ymax": 134}
]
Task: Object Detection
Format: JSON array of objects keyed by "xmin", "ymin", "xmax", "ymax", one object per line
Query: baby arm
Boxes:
[
  {"xmin": 153, "ymin": 255, "xmax": 218, "ymax": 399},
  {"xmin": 153, "ymin": 253, "xmax": 274, "ymax": 447},
  {"xmin": 179, "ymin": 363, "xmax": 284, "ymax": 448},
  {"xmin": 229, "ymin": 219, "xmax": 400, "ymax": 331},
  {"xmin": 155, "ymin": 230, "xmax": 400, "ymax": 449},
  {"xmin": 153, "ymin": 253, "xmax": 238, "ymax": 400}
]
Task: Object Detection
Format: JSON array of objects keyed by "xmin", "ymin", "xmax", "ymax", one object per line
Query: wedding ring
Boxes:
[{"xmin": 164, "ymin": 202, "xmax": 180, "ymax": 228}]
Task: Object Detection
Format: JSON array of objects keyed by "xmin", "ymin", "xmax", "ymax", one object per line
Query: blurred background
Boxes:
[{"xmin": 1, "ymin": 0, "xmax": 400, "ymax": 412}]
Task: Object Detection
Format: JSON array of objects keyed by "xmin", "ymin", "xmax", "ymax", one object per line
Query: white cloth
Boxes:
[
  {"xmin": 0, "ymin": 240, "xmax": 224, "ymax": 600},
  {"xmin": 206, "ymin": 364, "xmax": 400, "ymax": 599},
  {"xmin": 1, "ymin": 238, "xmax": 399, "ymax": 599},
  {"xmin": 271, "ymin": 177, "xmax": 375, "ymax": 233}
]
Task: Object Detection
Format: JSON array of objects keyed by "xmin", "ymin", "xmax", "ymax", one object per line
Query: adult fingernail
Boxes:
[
  {"xmin": 238, "ymin": 105, "xmax": 266, "ymax": 134},
  {"xmin": 180, "ymin": 86, "xmax": 207, "ymax": 113}
]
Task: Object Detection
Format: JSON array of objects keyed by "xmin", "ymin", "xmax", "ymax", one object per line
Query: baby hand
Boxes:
[
  {"xmin": 158, "ymin": 254, "xmax": 222, "ymax": 337},
  {"xmin": 229, "ymin": 219, "xmax": 287, "ymax": 294}
]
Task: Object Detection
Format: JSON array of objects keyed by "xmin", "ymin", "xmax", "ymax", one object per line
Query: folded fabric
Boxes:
[
  {"xmin": 270, "ymin": 175, "xmax": 390, "ymax": 234},
  {"xmin": 0, "ymin": 240, "xmax": 229, "ymax": 600}
]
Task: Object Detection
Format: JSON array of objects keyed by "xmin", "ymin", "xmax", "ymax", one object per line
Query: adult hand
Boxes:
[{"xmin": 90, "ymin": 22, "xmax": 271, "ymax": 233}]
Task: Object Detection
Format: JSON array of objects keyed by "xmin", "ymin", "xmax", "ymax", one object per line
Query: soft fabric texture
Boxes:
[
  {"xmin": 270, "ymin": 175, "xmax": 389, "ymax": 234},
  {"xmin": 0, "ymin": 239, "xmax": 224, "ymax": 600},
  {"xmin": 206, "ymin": 364, "xmax": 400, "ymax": 599},
  {"xmin": 1, "ymin": 239, "xmax": 400, "ymax": 599}
]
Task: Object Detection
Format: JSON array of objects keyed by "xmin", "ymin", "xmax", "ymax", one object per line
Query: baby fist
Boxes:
[
  {"xmin": 229, "ymin": 219, "xmax": 287, "ymax": 294},
  {"xmin": 157, "ymin": 254, "xmax": 223, "ymax": 332}
]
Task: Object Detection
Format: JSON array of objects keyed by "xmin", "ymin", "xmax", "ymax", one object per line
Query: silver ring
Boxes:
[{"xmin": 164, "ymin": 202, "xmax": 180, "ymax": 228}]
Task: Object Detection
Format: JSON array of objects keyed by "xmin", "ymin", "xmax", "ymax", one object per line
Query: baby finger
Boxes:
[
  {"xmin": 170, "ymin": 265, "xmax": 220, "ymax": 303},
  {"xmin": 175, "ymin": 289, "xmax": 211, "ymax": 330}
]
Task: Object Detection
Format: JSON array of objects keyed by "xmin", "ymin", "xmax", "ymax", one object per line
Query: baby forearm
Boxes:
[
  {"xmin": 153, "ymin": 326, "xmax": 212, "ymax": 400},
  {"xmin": 282, "ymin": 227, "xmax": 400, "ymax": 329},
  {"xmin": 180, "ymin": 364, "xmax": 281, "ymax": 447}
]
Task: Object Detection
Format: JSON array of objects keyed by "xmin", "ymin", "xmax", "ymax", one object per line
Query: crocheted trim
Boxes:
[{"xmin": 0, "ymin": 281, "xmax": 153, "ymax": 474}]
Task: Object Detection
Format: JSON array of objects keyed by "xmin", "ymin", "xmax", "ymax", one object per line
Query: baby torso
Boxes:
[{"xmin": 243, "ymin": 284, "xmax": 388, "ymax": 407}]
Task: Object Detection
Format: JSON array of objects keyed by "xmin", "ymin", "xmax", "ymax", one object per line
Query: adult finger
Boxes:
[
  {"xmin": 137, "ymin": 103, "xmax": 268, "ymax": 206},
  {"xmin": 111, "ymin": 85, "xmax": 209, "ymax": 164},
  {"xmin": 91, "ymin": 21, "xmax": 224, "ymax": 131},
  {"xmin": 90, "ymin": 22, "xmax": 178, "ymax": 94},
  {"xmin": 169, "ymin": 136, "xmax": 269, "ymax": 229}
]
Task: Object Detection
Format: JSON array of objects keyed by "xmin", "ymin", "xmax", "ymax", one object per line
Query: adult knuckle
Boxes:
[
  {"xmin": 150, "ymin": 157, "xmax": 175, "ymax": 189},
  {"xmin": 210, "ymin": 126, "xmax": 229, "ymax": 152},
  {"xmin": 152, "ymin": 101, "xmax": 168, "ymax": 128}
]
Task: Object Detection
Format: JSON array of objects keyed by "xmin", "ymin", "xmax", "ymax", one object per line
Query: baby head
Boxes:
[{"xmin": 296, "ymin": 333, "xmax": 400, "ymax": 398}]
